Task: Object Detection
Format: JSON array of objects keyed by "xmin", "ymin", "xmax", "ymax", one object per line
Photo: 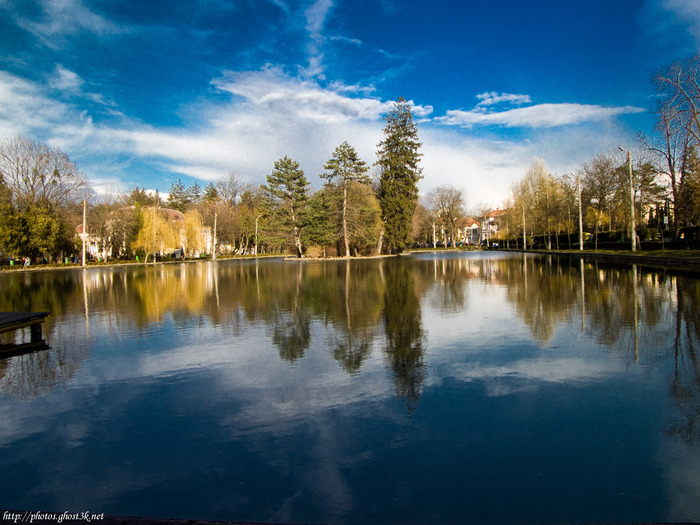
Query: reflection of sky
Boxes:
[{"xmin": 0, "ymin": 255, "xmax": 698, "ymax": 524}]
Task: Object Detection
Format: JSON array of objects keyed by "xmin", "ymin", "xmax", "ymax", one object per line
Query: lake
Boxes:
[{"xmin": 1, "ymin": 252, "xmax": 699, "ymax": 524}]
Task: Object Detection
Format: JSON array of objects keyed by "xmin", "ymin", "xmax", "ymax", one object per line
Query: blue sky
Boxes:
[{"xmin": 1, "ymin": 0, "xmax": 699, "ymax": 207}]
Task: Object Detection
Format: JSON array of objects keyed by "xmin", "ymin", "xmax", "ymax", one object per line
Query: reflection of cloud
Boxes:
[
  {"xmin": 661, "ymin": 439, "xmax": 700, "ymax": 522},
  {"xmin": 447, "ymin": 358, "xmax": 622, "ymax": 396}
]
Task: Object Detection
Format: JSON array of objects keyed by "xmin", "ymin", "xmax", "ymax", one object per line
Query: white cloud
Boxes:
[
  {"xmin": 51, "ymin": 64, "xmax": 83, "ymax": 92},
  {"xmin": 0, "ymin": 66, "xmax": 641, "ymax": 206},
  {"xmin": 660, "ymin": 0, "xmax": 700, "ymax": 44},
  {"xmin": 437, "ymin": 102, "xmax": 644, "ymax": 128},
  {"xmin": 6, "ymin": 0, "xmax": 124, "ymax": 49},
  {"xmin": 476, "ymin": 91, "xmax": 532, "ymax": 106},
  {"xmin": 212, "ymin": 68, "xmax": 432, "ymax": 123}
]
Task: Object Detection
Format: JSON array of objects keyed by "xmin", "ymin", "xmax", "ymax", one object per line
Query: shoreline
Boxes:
[{"xmin": 2, "ymin": 248, "xmax": 699, "ymax": 273}]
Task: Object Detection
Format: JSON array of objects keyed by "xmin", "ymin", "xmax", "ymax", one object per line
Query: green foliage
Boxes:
[
  {"xmin": 168, "ymin": 178, "xmax": 191, "ymax": 212},
  {"xmin": 262, "ymin": 156, "xmax": 310, "ymax": 257},
  {"xmin": 128, "ymin": 187, "xmax": 162, "ymax": 207},
  {"xmin": 0, "ymin": 202, "xmax": 28, "ymax": 257},
  {"xmin": 302, "ymin": 190, "xmax": 336, "ymax": 254},
  {"xmin": 376, "ymin": 97, "xmax": 423, "ymax": 254},
  {"xmin": 27, "ymin": 205, "xmax": 63, "ymax": 260},
  {"xmin": 321, "ymin": 141, "xmax": 370, "ymax": 257},
  {"xmin": 203, "ymin": 182, "xmax": 219, "ymax": 202}
]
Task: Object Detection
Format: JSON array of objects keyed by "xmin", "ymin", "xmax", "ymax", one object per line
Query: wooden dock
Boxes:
[{"xmin": 0, "ymin": 311, "xmax": 50, "ymax": 356}]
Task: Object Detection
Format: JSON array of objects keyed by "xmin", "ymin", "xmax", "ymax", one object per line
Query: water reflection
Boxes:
[
  {"xmin": 1, "ymin": 253, "xmax": 700, "ymax": 523},
  {"xmin": 0, "ymin": 256, "xmax": 698, "ymax": 411}
]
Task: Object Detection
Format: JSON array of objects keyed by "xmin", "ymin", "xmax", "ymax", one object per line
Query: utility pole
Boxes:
[
  {"xmin": 619, "ymin": 147, "xmax": 636, "ymax": 252},
  {"xmin": 81, "ymin": 199, "xmax": 87, "ymax": 268},
  {"xmin": 212, "ymin": 210, "xmax": 218, "ymax": 261},
  {"xmin": 577, "ymin": 176, "xmax": 584, "ymax": 251},
  {"xmin": 254, "ymin": 215, "xmax": 260, "ymax": 257}
]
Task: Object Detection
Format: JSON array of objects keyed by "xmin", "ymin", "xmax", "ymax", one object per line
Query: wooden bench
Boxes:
[{"xmin": 0, "ymin": 312, "xmax": 50, "ymax": 356}]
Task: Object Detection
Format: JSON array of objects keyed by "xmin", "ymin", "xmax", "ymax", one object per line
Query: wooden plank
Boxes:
[{"xmin": 0, "ymin": 312, "xmax": 50, "ymax": 335}]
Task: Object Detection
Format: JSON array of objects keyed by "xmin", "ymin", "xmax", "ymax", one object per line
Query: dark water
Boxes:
[{"xmin": 1, "ymin": 252, "xmax": 699, "ymax": 524}]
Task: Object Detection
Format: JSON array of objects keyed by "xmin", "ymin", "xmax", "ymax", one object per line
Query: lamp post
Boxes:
[
  {"xmin": 254, "ymin": 215, "xmax": 260, "ymax": 257},
  {"xmin": 577, "ymin": 176, "xmax": 583, "ymax": 251},
  {"xmin": 81, "ymin": 199, "xmax": 87, "ymax": 268},
  {"xmin": 619, "ymin": 147, "xmax": 636, "ymax": 252}
]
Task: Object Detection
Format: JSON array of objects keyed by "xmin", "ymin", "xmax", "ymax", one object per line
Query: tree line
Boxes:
[
  {"xmin": 0, "ymin": 98, "xmax": 423, "ymax": 263},
  {"xmin": 4, "ymin": 53, "xmax": 700, "ymax": 264},
  {"xmin": 500, "ymin": 53, "xmax": 700, "ymax": 250}
]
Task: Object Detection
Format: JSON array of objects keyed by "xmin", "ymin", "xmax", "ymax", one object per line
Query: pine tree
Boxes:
[
  {"xmin": 262, "ymin": 156, "xmax": 310, "ymax": 257},
  {"xmin": 203, "ymin": 182, "xmax": 219, "ymax": 202},
  {"xmin": 302, "ymin": 190, "xmax": 336, "ymax": 257},
  {"xmin": 376, "ymin": 97, "xmax": 423, "ymax": 254},
  {"xmin": 168, "ymin": 179, "xmax": 191, "ymax": 212},
  {"xmin": 321, "ymin": 141, "xmax": 370, "ymax": 257}
]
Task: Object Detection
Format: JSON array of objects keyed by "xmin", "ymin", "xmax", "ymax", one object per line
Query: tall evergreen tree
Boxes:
[
  {"xmin": 376, "ymin": 97, "xmax": 423, "ymax": 253},
  {"xmin": 262, "ymin": 156, "xmax": 310, "ymax": 257},
  {"xmin": 302, "ymin": 190, "xmax": 336, "ymax": 257},
  {"xmin": 203, "ymin": 182, "xmax": 219, "ymax": 202},
  {"xmin": 321, "ymin": 141, "xmax": 370, "ymax": 257},
  {"xmin": 168, "ymin": 178, "xmax": 191, "ymax": 212}
]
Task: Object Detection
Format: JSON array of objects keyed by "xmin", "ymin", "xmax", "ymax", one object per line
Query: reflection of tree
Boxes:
[
  {"xmin": 382, "ymin": 259, "xmax": 426, "ymax": 413},
  {"xmin": 0, "ymin": 272, "xmax": 92, "ymax": 399},
  {"xmin": 272, "ymin": 307, "xmax": 311, "ymax": 362},
  {"xmin": 670, "ymin": 274, "xmax": 700, "ymax": 444},
  {"xmin": 0, "ymin": 347, "xmax": 87, "ymax": 400}
]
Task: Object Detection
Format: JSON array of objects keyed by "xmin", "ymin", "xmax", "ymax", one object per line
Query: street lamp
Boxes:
[
  {"xmin": 619, "ymin": 147, "xmax": 636, "ymax": 252},
  {"xmin": 254, "ymin": 215, "xmax": 260, "ymax": 257}
]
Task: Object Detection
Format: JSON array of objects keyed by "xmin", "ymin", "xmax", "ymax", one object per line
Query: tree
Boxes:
[
  {"xmin": 340, "ymin": 181, "xmax": 383, "ymax": 255},
  {"xmin": 642, "ymin": 55, "xmax": 700, "ymax": 235},
  {"xmin": 188, "ymin": 182, "xmax": 202, "ymax": 204},
  {"xmin": 217, "ymin": 171, "xmax": 243, "ymax": 207},
  {"xmin": 376, "ymin": 97, "xmax": 423, "ymax": 254},
  {"xmin": 168, "ymin": 178, "xmax": 191, "ymax": 212},
  {"xmin": 0, "ymin": 136, "xmax": 88, "ymax": 210},
  {"xmin": 203, "ymin": 183, "xmax": 219, "ymax": 202},
  {"xmin": 302, "ymin": 190, "xmax": 336, "ymax": 257},
  {"xmin": 654, "ymin": 54, "xmax": 700, "ymax": 147},
  {"xmin": 128, "ymin": 186, "xmax": 161, "ymax": 207},
  {"xmin": 262, "ymin": 156, "xmax": 310, "ymax": 257},
  {"xmin": 321, "ymin": 141, "xmax": 370, "ymax": 257},
  {"xmin": 579, "ymin": 154, "xmax": 618, "ymax": 249},
  {"xmin": 133, "ymin": 207, "xmax": 180, "ymax": 263},
  {"xmin": 424, "ymin": 185, "xmax": 465, "ymax": 247}
]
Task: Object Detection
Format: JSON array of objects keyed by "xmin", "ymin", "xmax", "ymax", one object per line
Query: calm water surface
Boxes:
[{"xmin": 1, "ymin": 252, "xmax": 699, "ymax": 524}]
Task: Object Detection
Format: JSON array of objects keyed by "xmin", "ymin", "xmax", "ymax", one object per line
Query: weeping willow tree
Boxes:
[
  {"xmin": 182, "ymin": 209, "xmax": 205, "ymax": 257},
  {"xmin": 133, "ymin": 207, "xmax": 181, "ymax": 263}
]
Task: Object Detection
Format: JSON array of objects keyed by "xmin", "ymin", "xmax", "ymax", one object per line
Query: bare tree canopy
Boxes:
[
  {"xmin": 216, "ymin": 171, "xmax": 244, "ymax": 207},
  {"xmin": 0, "ymin": 136, "xmax": 89, "ymax": 209},
  {"xmin": 655, "ymin": 54, "xmax": 700, "ymax": 146}
]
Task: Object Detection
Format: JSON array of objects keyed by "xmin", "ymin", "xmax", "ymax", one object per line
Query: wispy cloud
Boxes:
[
  {"xmin": 659, "ymin": 0, "xmax": 700, "ymax": 45},
  {"xmin": 0, "ymin": 64, "xmax": 638, "ymax": 206},
  {"xmin": 476, "ymin": 91, "xmax": 532, "ymax": 106},
  {"xmin": 212, "ymin": 67, "xmax": 432, "ymax": 123},
  {"xmin": 302, "ymin": 0, "xmax": 334, "ymax": 78},
  {"xmin": 4, "ymin": 0, "xmax": 124, "ymax": 49},
  {"xmin": 437, "ymin": 102, "xmax": 644, "ymax": 128},
  {"xmin": 51, "ymin": 64, "xmax": 83, "ymax": 92}
]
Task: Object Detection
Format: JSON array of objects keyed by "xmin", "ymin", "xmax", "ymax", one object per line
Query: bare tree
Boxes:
[
  {"xmin": 0, "ymin": 136, "xmax": 88, "ymax": 209},
  {"xmin": 424, "ymin": 185, "xmax": 465, "ymax": 247},
  {"xmin": 216, "ymin": 170, "xmax": 244, "ymax": 207}
]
